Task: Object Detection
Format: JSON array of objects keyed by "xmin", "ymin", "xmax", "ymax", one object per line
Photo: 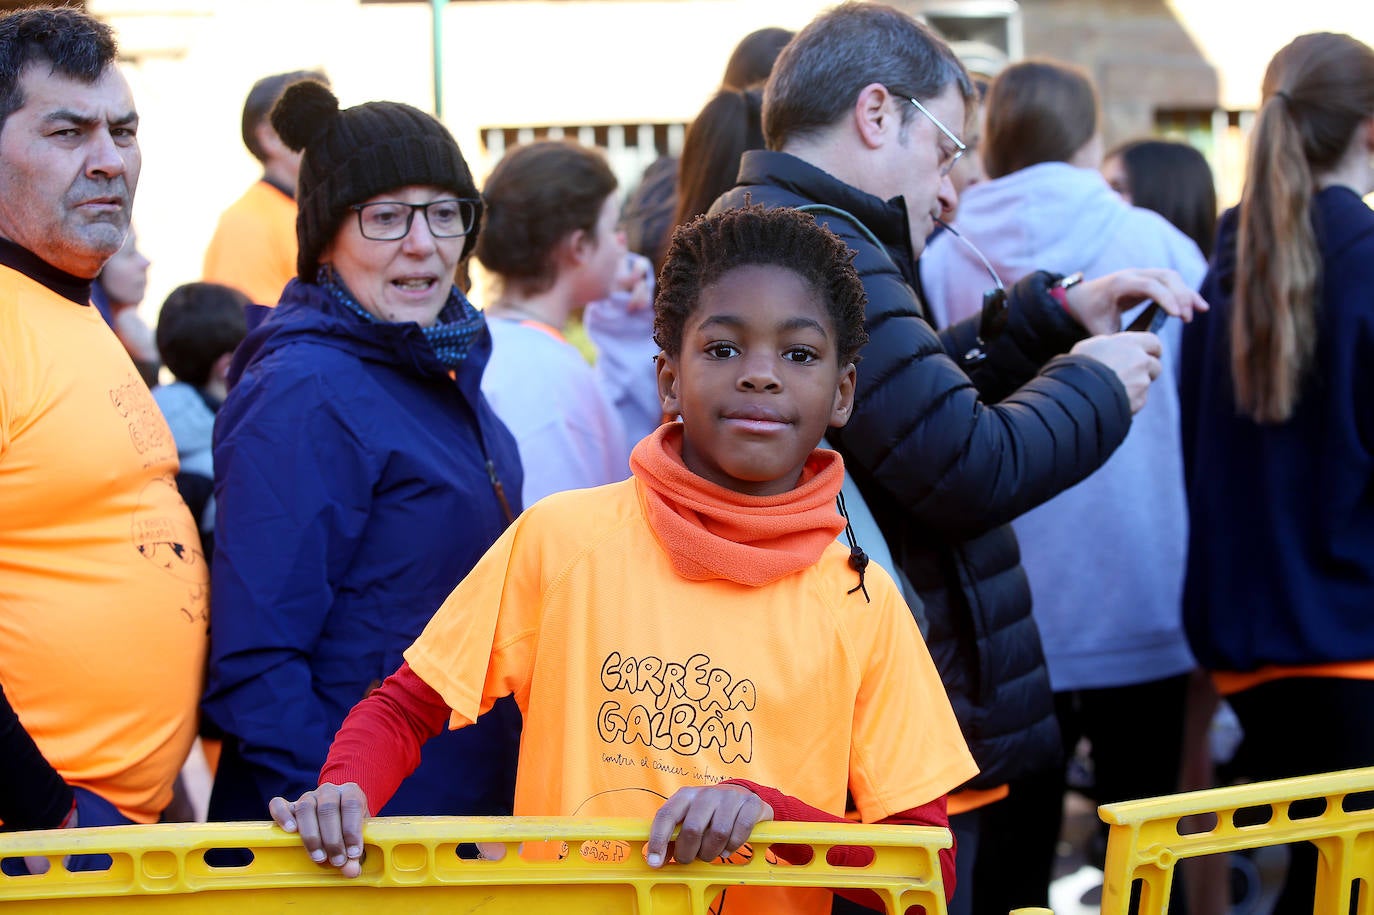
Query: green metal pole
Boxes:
[{"xmin": 431, "ymin": 0, "xmax": 444, "ymax": 118}]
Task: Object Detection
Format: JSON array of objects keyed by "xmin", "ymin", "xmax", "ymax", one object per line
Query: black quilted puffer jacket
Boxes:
[{"xmin": 715, "ymin": 151, "xmax": 1133, "ymax": 789}]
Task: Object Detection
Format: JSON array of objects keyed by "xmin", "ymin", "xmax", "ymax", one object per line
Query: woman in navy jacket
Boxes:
[
  {"xmin": 1180, "ymin": 32, "xmax": 1374, "ymax": 913},
  {"xmin": 204, "ymin": 81, "xmax": 522, "ymax": 822}
]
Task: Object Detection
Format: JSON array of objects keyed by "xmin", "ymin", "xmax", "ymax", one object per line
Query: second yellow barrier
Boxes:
[
  {"xmin": 0, "ymin": 816, "xmax": 952, "ymax": 913},
  {"xmin": 1099, "ymin": 765, "xmax": 1374, "ymax": 915}
]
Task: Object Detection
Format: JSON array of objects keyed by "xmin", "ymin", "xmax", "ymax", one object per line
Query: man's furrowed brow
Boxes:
[{"xmin": 45, "ymin": 109, "xmax": 138, "ymax": 128}]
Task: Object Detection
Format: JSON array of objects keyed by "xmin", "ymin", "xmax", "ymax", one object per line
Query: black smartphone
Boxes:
[{"xmin": 1127, "ymin": 302, "xmax": 1167, "ymax": 333}]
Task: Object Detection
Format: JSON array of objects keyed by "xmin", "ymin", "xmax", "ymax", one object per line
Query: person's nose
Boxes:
[
  {"xmin": 401, "ymin": 209, "xmax": 439, "ymax": 255},
  {"xmin": 85, "ymin": 129, "xmax": 127, "ymax": 181},
  {"xmin": 937, "ymin": 171, "xmax": 958, "ymax": 220},
  {"xmin": 737, "ymin": 351, "xmax": 781, "ymax": 392}
]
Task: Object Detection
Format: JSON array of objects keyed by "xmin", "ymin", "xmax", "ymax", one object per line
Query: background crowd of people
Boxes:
[{"xmin": 1, "ymin": 4, "xmax": 1371, "ymax": 914}]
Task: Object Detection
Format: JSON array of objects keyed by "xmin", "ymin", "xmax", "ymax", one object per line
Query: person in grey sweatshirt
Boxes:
[{"xmin": 919, "ymin": 58, "xmax": 1208, "ymax": 910}]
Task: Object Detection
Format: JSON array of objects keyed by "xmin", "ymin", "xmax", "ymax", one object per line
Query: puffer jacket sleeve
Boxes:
[
  {"xmin": 204, "ymin": 361, "xmax": 375, "ymax": 808},
  {"xmin": 829, "ymin": 232, "xmax": 1133, "ymax": 542}
]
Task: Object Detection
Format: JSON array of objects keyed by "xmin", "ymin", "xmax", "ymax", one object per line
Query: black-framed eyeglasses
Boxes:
[
  {"xmin": 889, "ymin": 91, "xmax": 967, "ymax": 177},
  {"xmin": 350, "ymin": 198, "xmax": 479, "ymax": 241}
]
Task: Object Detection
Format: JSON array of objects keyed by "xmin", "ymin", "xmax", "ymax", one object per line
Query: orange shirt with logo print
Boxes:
[
  {"xmin": 203, "ymin": 179, "xmax": 297, "ymax": 306},
  {"xmin": 406, "ymin": 424, "xmax": 975, "ymax": 915},
  {"xmin": 0, "ymin": 264, "xmax": 208, "ymax": 824}
]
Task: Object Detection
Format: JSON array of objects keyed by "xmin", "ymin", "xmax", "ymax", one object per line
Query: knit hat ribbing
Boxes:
[{"xmin": 271, "ymin": 80, "xmax": 482, "ymax": 281}]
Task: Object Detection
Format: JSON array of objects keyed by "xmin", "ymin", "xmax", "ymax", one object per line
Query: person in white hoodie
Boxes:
[{"xmin": 918, "ymin": 58, "xmax": 1208, "ymax": 911}]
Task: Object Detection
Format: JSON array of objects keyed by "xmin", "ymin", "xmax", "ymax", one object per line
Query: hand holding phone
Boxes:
[{"xmin": 1127, "ymin": 302, "xmax": 1168, "ymax": 334}]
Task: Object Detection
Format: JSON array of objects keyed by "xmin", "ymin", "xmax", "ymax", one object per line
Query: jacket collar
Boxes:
[
  {"xmin": 734, "ymin": 150, "xmax": 916, "ymax": 256},
  {"xmin": 228, "ymin": 278, "xmax": 494, "ymax": 405}
]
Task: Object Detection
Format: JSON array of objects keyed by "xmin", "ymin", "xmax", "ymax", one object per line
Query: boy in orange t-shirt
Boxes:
[{"xmin": 270, "ymin": 206, "xmax": 977, "ymax": 912}]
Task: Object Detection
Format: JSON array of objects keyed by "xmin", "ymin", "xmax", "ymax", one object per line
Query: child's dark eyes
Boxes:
[
  {"xmin": 783, "ymin": 346, "xmax": 819, "ymax": 364},
  {"xmin": 705, "ymin": 341, "xmax": 740, "ymax": 359}
]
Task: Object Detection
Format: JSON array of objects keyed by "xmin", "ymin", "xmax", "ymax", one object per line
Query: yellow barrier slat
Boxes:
[
  {"xmin": 0, "ymin": 816, "xmax": 952, "ymax": 913},
  {"xmin": 1098, "ymin": 766, "xmax": 1374, "ymax": 915}
]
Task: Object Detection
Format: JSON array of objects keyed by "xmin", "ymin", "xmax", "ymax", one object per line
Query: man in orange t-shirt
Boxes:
[
  {"xmin": 0, "ymin": 8, "xmax": 207, "ymax": 861},
  {"xmin": 202, "ymin": 70, "xmax": 325, "ymax": 306},
  {"xmin": 271, "ymin": 206, "xmax": 977, "ymax": 913}
]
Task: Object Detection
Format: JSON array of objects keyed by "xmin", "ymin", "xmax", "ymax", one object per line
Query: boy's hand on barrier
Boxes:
[
  {"xmin": 646, "ymin": 784, "xmax": 774, "ymax": 868},
  {"xmin": 269, "ymin": 783, "xmax": 369, "ymax": 878}
]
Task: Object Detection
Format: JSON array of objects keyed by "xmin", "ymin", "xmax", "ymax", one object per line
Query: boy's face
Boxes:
[{"xmin": 656, "ymin": 264, "xmax": 856, "ymax": 497}]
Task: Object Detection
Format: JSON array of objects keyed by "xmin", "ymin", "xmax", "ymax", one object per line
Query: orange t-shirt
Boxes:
[
  {"xmin": 406, "ymin": 477, "xmax": 976, "ymax": 915},
  {"xmin": 0, "ymin": 266, "xmax": 209, "ymax": 823},
  {"xmin": 202, "ymin": 179, "xmax": 297, "ymax": 306}
]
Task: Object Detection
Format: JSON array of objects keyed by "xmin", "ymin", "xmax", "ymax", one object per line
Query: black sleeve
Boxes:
[
  {"xmin": 831, "ymin": 257, "xmax": 1133, "ymax": 542},
  {"xmin": 0, "ymin": 681, "xmax": 73, "ymax": 830},
  {"xmin": 939, "ymin": 271, "xmax": 1091, "ymax": 403}
]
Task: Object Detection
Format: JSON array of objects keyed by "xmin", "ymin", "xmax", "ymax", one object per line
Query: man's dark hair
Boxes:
[
  {"xmin": 0, "ymin": 6, "xmax": 116, "ymax": 132},
  {"xmin": 762, "ymin": 2, "xmax": 972, "ymax": 150},
  {"xmin": 155, "ymin": 282, "xmax": 250, "ymax": 388},
  {"xmin": 654, "ymin": 204, "xmax": 868, "ymax": 365},
  {"xmin": 242, "ymin": 69, "xmax": 327, "ymax": 162}
]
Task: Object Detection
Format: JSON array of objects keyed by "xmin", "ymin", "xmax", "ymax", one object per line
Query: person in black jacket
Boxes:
[{"xmin": 710, "ymin": 4, "xmax": 1206, "ymax": 910}]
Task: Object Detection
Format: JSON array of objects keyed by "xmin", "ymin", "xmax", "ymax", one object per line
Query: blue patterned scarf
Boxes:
[{"xmin": 316, "ymin": 265, "xmax": 484, "ymax": 368}]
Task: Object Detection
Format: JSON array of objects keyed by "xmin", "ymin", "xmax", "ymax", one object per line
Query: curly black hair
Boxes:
[{"xmin": 653, "ymin": 204, "xmax": 868, "ymax": 364}]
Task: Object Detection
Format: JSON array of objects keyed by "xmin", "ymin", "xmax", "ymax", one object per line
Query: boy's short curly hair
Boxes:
[{"xmin": 653, "ymin": 204, "xmax": 868, "ymax": 364}]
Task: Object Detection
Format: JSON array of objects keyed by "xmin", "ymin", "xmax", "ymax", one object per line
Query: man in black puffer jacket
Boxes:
[{"xmin": 711, "ymin": 4, "xmax": 1206, "ymax": 908}]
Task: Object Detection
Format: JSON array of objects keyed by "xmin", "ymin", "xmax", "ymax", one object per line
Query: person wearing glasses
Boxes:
[
  {"xmin": 917, "ymin": 58, "xmax": 1208, "ymax": 913},
  {"xmin": 711, "ymin": 4, "xmax": 1205, "ymax": 909},
  {"xmin": 202, "ymin": 80, "xmax": 522, "ymax": 825}
]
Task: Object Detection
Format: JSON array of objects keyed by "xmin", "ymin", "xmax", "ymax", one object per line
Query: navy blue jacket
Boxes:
[
  {"xmin": 1181, "ymin": 186, "xmax": 1374, "ymax": 671},
  {"xmin": 204, "ymin": 279, "xmax": 523, "ymax": 820},
  {"xmin": 717, "ymin": 152, "xmax": 1133, "ymax": 789}
]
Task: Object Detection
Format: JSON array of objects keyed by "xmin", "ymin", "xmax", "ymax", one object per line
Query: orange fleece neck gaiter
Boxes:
[{"xmin": 629, "ymin": 423, "xmax": 846, "ymax": 587}]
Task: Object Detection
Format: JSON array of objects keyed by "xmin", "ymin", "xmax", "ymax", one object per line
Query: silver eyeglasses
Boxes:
[
  {"xmin": 903, "ymin": 94, "xmax": 966, "ymax": 177},
  {"xmin": 350, "ymin": 198, "xmax": 480, "ymax": 241}
]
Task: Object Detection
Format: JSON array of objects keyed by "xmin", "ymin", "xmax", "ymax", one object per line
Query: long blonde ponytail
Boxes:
[{"xmin": 1231, "ymin": 33, "xmax": 1374, "ymax": 423}]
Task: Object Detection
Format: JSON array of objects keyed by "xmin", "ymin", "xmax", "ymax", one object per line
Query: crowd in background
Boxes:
[{"xmin": 1, "ymin": 4, "xmax": 1372, "ymax": 914}]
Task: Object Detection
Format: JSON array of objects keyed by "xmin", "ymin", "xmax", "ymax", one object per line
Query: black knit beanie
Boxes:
[{"xmin": 271, "ymin": 80, "xmax": 483, "ymax": 281}]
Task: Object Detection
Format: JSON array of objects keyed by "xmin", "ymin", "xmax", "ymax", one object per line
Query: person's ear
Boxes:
[
  {"xmin": 829, "ymin": 362, "xmax": 857, "ymax": 428},
  {"xmin": 566, "ymin": 227, "xmax": 593, "ymax": 267},
  {"xmin": 853, "ymin": 83, "xmax": 894, "ymax": 150},
  {"xmin": 655, "ymin": 352, "xmax": 682, "ymax": 418}
]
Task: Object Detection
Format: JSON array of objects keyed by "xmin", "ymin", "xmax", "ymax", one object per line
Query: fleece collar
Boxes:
[{"xmin": 629, "ymin": 423, "xmax": 845, "ymax": 587}]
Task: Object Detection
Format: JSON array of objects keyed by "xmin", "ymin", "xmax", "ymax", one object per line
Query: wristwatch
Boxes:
[{"xmin": 1047, "ymin": 271, "xmax": 1085, "ymax": 312}]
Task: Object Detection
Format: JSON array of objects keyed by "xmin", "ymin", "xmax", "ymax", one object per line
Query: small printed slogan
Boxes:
[{"xmin": 596, "ymin": 651, "xmax": 755, "ymax": 765}]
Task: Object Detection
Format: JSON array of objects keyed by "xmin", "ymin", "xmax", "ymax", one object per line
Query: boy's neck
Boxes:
[{"xmin": 489, "ymin": 281, "xmax": 575, "ymax": 330}]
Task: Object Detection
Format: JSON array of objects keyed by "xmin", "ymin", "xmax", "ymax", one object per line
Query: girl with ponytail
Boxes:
[{"xmin": 1181, "ymin": 32, "xmax": 1374, "ymax": 914}]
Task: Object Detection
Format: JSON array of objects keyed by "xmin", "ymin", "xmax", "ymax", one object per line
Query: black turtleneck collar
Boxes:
[{"xmin": 0, "ymin": 237, "xmax": 94, "ymax": 305}]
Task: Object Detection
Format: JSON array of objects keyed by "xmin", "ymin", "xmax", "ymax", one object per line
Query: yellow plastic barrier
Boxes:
[
  {"xmin": 0, "ymin": 816, "xmax": 951, "ymax": 913},
  {"xmin": 1098, "ymin": 765, "xmax": 1374, "ymax": 914}
]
